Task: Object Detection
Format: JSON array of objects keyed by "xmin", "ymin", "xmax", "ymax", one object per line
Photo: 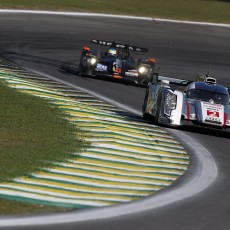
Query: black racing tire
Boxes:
[
  {"xmin": 142, "ymin": 90, "xmax": 152, "ymax": 120},
  {"xmin": 85, "ymin": 69, "xmax": 95, "ymax": 76},
  {"xmin": 154, "ymin": 106, "xmax": 162, "ymax": 125},
  {"xmin": 138, "ymin": 73, "xmax": 151, "ymax": 86},
  {"xmin": 143, "ymin": 112, "xmax": 152, "ymax": 120},
  {"xmin": 154, "ymin": 111, "xmax": 160, "ymax": 124},
  {"xmin": 78, "ymin": 64, "xmax": 83, "ymax": 76},
  {"xmin": 137, "ymin": 77, "xmax": 147, "ymax": 85},
  {"xmin": 78, "ymin": 64, "xmax": 95, "ymax": 76}
]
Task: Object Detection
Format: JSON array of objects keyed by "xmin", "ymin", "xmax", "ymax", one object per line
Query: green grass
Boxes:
[
  {"xmin": 0, "ymin": 198, "xmax": 71, "ymax": 215},
  {"xmin": 0, "ymin": 0, "xmax": 229, "ymax": 23},
  {"xmin": 0, "ymin": 80, "xmax": 88, "ymax": 214},
  {"xmin": 0, "ymin": 81, "xmax": 87, "ymax": 182}
]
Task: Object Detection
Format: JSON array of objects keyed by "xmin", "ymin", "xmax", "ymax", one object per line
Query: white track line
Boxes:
[{"xmin": 0, "ymin": 9, "xmax": 230, "ymax": 27}]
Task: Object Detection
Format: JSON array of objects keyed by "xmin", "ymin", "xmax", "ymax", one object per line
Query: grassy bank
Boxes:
[
  {"xmin": 0, "ymin": 80, "xmax": 87, "ymax": 214},
  {"xmin": 0, "ymin": 0, "xmax": 229, "ymax": 23},
  {"xmin": 0, "ymin": 81, "xmax": 86, "ymax": 182}
]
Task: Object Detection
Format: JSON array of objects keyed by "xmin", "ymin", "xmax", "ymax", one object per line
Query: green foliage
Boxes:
[
  {"xmin": 0, "ymin": 0, "xmax": 229, "ymax": 23},
  {"xmin": 0, "ymin": 81, "xmax": 88, "ymax": 182},
  {"xmin": 0, "ymin": 198, "xmax": 71, "ymax": 215}
]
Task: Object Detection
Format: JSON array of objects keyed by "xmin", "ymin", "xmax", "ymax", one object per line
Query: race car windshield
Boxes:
[{"xmin": 188, "ymin": 89, "xmax": 229, "ymax": 105}]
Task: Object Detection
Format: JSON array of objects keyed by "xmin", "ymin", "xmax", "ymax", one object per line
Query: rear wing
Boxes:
[
  {"xmin": 151, "ymin": 73, "xmax": 192, "ymax": 86},
  {"xmin": 91, "ymin": 39, "xmax": 148, "ymax": 52}
]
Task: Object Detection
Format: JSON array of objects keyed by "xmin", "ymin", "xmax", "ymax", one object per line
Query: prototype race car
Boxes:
[
  {"xmin": 142, "ymin": 73, "xmax": 230, "ymax": 132},
  {"xmin": 78, "ymin": 39, "xmax": 156, "ymax": 85}
]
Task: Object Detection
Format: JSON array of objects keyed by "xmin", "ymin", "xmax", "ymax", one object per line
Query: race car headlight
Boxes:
[
  {"xmin": 138, "ymin": 66, "xmax": 147, "ymax": 74},
  {"xmin": 90, "ymin": 57, "xmax": 97, "ymax": 65},
  {"xmin": 170, "ymin": 94, "xmax": 177, "ymax": 110},
  {"xmin": 164, "ymin": 91, "xmax": 177, "ymax": 116}
]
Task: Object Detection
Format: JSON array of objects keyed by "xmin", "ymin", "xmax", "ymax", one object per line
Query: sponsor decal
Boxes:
[
  {"xmin": 125, "ymin": 70, "xmax": 138, "ymax": 77},
  {"xmin": 207, "ymin": 110, "xmax": 219, "ymax": 117},
  {"xmin": 201, "ymin": 102, "xmax": 224, "ymax": 125},
  {"xmin": 95, "ymin": 63, "xmax": 107, "ymax": 71},
  {"xmin": 91, "ymin": 39, "xmax": 112, "ymax": 46},
  {"xmin": 113, "ymin": 67, "xmax": 122, "ymax": 74},
  {"xmin": 113, "ymin": 60, "xmax": 122, "ymax": 74}
]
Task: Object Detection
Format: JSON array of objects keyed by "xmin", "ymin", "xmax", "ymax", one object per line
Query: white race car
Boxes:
[{"xmin": 142, "ymin": 74, "xmax": 230, "ymax": 132}]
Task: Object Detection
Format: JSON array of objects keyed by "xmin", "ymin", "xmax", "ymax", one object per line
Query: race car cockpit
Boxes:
[{"xmin": 187, "ymin": 88, "xmax": 229, "ymax": 105}]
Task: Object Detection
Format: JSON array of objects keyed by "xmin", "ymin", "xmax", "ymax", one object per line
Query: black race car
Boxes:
[{"xmin": 78, "ymin": 39, "xmax": 156, "ymax": 85}]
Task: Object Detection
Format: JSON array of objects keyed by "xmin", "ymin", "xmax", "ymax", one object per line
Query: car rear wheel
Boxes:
[
  {"xmin": 78, "ymin": 64, "xmax": 83, "ymax": 76},
  {"xmin": 142, "ymin": 90, "xmax": 152, "ymax": 120}
]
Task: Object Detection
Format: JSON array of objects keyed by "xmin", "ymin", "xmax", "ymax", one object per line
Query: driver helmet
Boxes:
[{"xmin": 108, "ymin": 48, "xmax": 117, "ymax": 57}]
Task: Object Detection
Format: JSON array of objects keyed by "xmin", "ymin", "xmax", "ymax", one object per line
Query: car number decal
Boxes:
[{"xmin": 201, "ymin": 102, "xmax": 224, "ymax": 125}]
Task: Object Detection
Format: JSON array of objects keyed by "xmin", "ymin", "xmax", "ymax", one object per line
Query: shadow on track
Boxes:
[
  {"xmin": 143, "ymin": 115, "xmax": 230, "ymax": 139},
  {"xmin": 0, "ymin": 49, "xmax": 67, "ymax": 68},
  {"xmin": 60, "ymin": 64, "xmax": 146, "ymax": 88},
  {"xmin": 0, "ymin": 49, "xmax": 146, "ymax": 88}
]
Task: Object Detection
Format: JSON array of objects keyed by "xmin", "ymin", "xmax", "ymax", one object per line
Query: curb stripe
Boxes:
[{"xmin": 0, "ymin": 60, "xmax": 189, "ymax": 208}]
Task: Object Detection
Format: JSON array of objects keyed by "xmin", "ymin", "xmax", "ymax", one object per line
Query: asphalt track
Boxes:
[{"xmin": 0, "ymin": 12, "xmax": 230, "ymax": 230}]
